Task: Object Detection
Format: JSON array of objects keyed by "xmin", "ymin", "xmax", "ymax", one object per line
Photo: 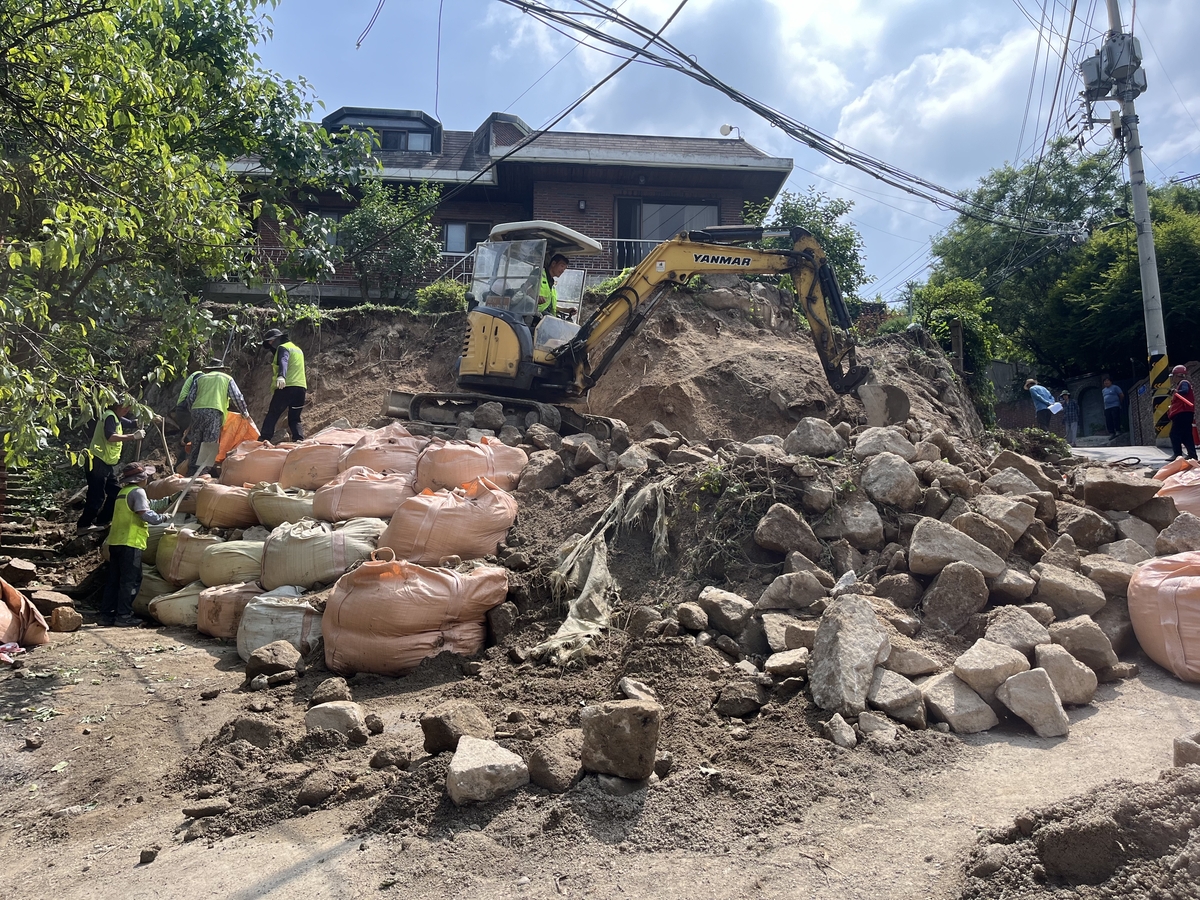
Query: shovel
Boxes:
[{"xmin": 167, "ymin": 441, "xmax": 218, "ymax": 519}]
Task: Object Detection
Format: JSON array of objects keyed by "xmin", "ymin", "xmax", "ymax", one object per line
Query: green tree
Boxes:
[
  {"xmin": 336, "ymin": 180, "xmax": 443, "ymax": 304},
  {"xmin": 912, "ymin": 278, "xmax": 1006, "ymax": 423},
  {"xmin": 0, "ymin": 0, "xmax": 372, "ymax": 464},
  {"xmin": 746, "ymin": 186, "xmax": 871, "ymax": 303}
]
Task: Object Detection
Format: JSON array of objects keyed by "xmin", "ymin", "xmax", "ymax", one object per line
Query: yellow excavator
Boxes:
[{"xmin": 386, "ymin": 221, "xmax": 908, "ymax": 436}]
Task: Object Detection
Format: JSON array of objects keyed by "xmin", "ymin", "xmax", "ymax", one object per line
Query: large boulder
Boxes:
[
  {"xmin": 529, "ymin": 729, "xmax": 583, "ymax": 793},
  {"xmin": 1130, "ymin": 496, "xmax": 1178, "ymax": 532},
  {"xmin": 1049, "ymin": 616, "xmax": 1119, "ymax": 672},
  {"xmin": 1031, "ymin": 563, "xmax": 1108, "ymax": 619},
  {"xmin": 921, "ymin": 561, "xmax": 989, "ymax": 633},
  {"xmin": 1034, "ymin": 643, "xmax": 1098, "ymax": 705},
  {"xmin": 783, "ymin": 418, "xmax": 845, "ymax": 458},
  {"xmin": 246, "ymin": 640, "xmax": 301, "ymax": 681},
  {"xmin": 867, "ymin": 667, "xmax": 927, "ymax": 728},
  {"xmin": 1040, "ymin": 534, "xmax": 1082, "ymax": 572},
  {"xmin": 861, "ymin": 452, "xmax": 922, "ymax": 510},
  {"xmin": 953, "ymin": 639, "xmax": 1031, "ymax": 705},
  {"xmin": 908, "ymin": 518, "xmax": 1005, "ymax": 578},
  {"xmin": 696, "ymin": 586, "xmax": 753, "ymax": 636},
  {"xmin": 580, "ymin": 700, "xmax": 661, "ymax": 780},
  {"xmin": 1078, "ymin": 554, "xmax": 1137, "ymax": 600},
  {"xmin": 753, "ymin": 503, "xmax": 823, "ymax": 560},
  {"xmin": 760, "ymin": 612, "xmax": 808, "ymax": 653},
  {"xmin": 973, "ymin": 494, "xmax": 1036, "ymax": 542},
  {"xmin": 984, "ymin": 606, "xmax": 1051, "ymax": 654},
  {"xmin": 421, "ymin": 700, "xmax": 495, "ymax": 754},
  {"xmin": 785, "ymin": 551, "xmax": 836, "ymax": 588},
  {"xmin": 1098, "ymin": 537, "xmax": 1152, "ymax": 565},
  {"xmin": 884, "ymin": 645, "xmax": 941, "ymax": 677},
  {"xmin": 874, "ymin": 573, "xmax": 924, "ymax": 609},
  {"xmin": 714, "ymin": 680, "xmax": 769, "ymax": 718},
  {"xmin": 952, "ymin": 512, "xmax": 1014, "ymax": 560},
  {"xmin": 1111, "ymin": 517, "xmax": 1159, "ymax": 557},
  {"xmin": 1055, "ymin": 503, "xmax": 1118, "ymax": 550},
  {"xmin": 984, "ymin": 468, "xmax": 1040, "ymax": 496},
  {"xmin": 809, "ymin": 595, "xmax": 891, "ymax": 717},
  {"xmin": 987, "ymin": 568, "xmax": 1037, "ymax": 604},
  {"xmin": 308, "ymin": 677, "xmax": 352, "ymax": 708},
  {"xmin": 989, "ymin": 450, "xmax": 1058, "ymax": 495},
  {"xmin": 755, "ymin": 572, "xmax": 827, "ymax": 612},
  {"xmin": 814, "ymin": 499, "xmax": 885, "ymax": 551},
  {"xmin": 995, "ymin": 669, "xmax": 1070, "ymax": 738},
  {"xmin": 305, "ymin": 701, "xmax": 367, "ymax": 737},
  {"xmin": 1156, "ymin": 512, "xmax": 1200, "ymax": 556},
  {"xmin": 920, "ymin": 672, "xmax": 999, "ymax": 733},
  {"xmin": 516, "ymin": 450, "xmax": 566, "ymax": 492},
  {"xmin": 446, "ymin": 737, "xmax": 529, "ymax": 806},
  {"xmin": 1083, "ymin": 468, "xmax": 1162, "ymax": 511},
  {"xmin": 912, "ymin": 460, "xmax": 972, "ymax": 497},
  {"xmin": 853, "ymin": 427, "xmax": 917, "ymax": 462}
]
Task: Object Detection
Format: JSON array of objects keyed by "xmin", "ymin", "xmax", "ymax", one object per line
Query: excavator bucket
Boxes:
[{"xmin": 857, "ymin": 382, "xmax": 911, "ymax": 427}]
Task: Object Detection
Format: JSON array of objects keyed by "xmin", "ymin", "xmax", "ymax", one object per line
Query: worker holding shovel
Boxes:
[
  {"xmin": 100, "ymin": 462, "xmax": 169, "ymax": 627},
  {"xmin": 181, "ymin": 359, "xmax": 251, "ymax": 476}
]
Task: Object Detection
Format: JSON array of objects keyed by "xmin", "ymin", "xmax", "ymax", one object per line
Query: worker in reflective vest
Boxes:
[
  {"xmin": 77, "ymin": 400, "xmax": 145, "ymax": 531},
  {"xmin": 181, "ymin": 359, "xmax": 249, "ymax": 474},
  {"xmin": 538, "ymin": 254, "xmax": 569, "ymax": 317},
  {"xmin": 101, "ymin": 462, "xmax": 168, "ymax": 626},
  {"xmin": 259, "ymin": 328, "xmax": 307, "ymax": 442}
]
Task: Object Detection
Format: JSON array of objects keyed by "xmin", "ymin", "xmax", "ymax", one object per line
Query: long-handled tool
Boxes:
[{"xmin": 166, "ymin": 441, "xmax": 218, "ymax": 519}]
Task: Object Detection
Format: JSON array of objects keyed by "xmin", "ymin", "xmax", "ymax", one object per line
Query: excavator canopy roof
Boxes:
[{"xmin": 487, "ymin": 220, "xmax": 602, "ymax": 256}]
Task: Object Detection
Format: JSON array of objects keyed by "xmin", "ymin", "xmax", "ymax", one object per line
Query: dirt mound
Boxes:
[{"xmin": 960, "ymin": 767, "xmax": 1200, "ymax": 898}]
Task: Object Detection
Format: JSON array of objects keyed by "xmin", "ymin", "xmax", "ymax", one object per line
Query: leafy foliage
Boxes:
[
  {"xmin": 912, "ymin": 278, "xmax": 1005, "ymax": 424},
  {"xmin": 415, "ymin": 279, "xmax": 467, "ymax": 314},
  {"xmin": 336, "ymin": 180, "xmax": 442, "ymax": 304},
  {"xmin": 0, "ymin": 0, "xmax": 372, "ymax": 464}
]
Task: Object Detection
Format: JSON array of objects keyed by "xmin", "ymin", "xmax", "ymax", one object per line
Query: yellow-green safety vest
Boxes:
[
  {"xmin": 108, "ymin": 485, "xmax": 148, "ymax": 550},
  {"xmin": 272, "ymin": 342, "xmax": 307, "ymax": 389},
  {"xmin": 88, "ymin": 411, "xmax": 123, "ymax": 466},
  {"xmin": 538, "ymin": 271, "xmax": 557, "ymax": 316},
  {"xmin": 193, "ymin": 371, "xmax": 232, "ymax": 414},
  {"xmin": 177, "ymin": 371, "xmax": 200, "ymax": 406}
]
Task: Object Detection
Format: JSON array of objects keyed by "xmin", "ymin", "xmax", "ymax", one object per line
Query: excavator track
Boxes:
[{"xmin": 383, "ymin": 390, "xmax": 621, "ymax": 440}]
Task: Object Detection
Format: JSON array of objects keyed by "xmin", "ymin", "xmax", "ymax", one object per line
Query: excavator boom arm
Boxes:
[{"xmin": 556, "ymin": 226, "xmax": 869, "ymax": 395}]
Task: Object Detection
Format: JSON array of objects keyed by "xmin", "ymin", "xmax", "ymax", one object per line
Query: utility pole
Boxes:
[{"xmin": 1082, "ymin": 1, "xmax": 1170, "ymax": 442}]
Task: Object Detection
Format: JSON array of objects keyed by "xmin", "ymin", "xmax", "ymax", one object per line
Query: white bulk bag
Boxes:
[
  {"xmin": 236, "ymin": 587, "xmax": 318, "ymax": 661},
  {"xmin": 259, "ymin": 517, "xmax": 387, "ymax": 591}
]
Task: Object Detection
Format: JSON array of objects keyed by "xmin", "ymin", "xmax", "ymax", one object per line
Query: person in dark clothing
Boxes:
[
  {"xmin": 77, "ymin": 400, "xmax": 144, "ymax": 531},
  {"xmin": 1102, "ymin": 375, "xmax": 1125, "ymax": 437},
  {"xmin": 1168, "ymin": 364, "xmax": 1197, "ymax": 461},
  {"xmin": 99, "ymin": 462, "xmax": 168, "ymax": 626},
  {"xmin": 259, "ymin": 328, "xmax": 307, "ymax": 442}
]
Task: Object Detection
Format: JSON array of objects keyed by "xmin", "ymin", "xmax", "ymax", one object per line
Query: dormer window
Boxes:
[{"xmin": 376, "ymin": 130, "xmax": 432, "ymax": 152}]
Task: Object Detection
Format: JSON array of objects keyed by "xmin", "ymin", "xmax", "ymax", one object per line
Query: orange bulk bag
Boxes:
[
  {"xmin": 323, "ymin": 550, "xmax": 509, "ymax": 676},
  {"xmin": 145, "ymin": 474, "xmax": 211, "ymax": 513},
  {"xmin": 1157, "ymin": 466, "xmax": 1200, "ymax": 517},
  {"xmin": 310, "ymin": 426, "xmax": 371, "ymax": 446},
  {"xmin": 312, "ymin": 466, "xmax": 415, "ymax": 522},
  {"xmin": 279, "ymin": 441, "xmax": 347, "ymax": 490},
  {"xmin": 414, "ymin": 436, "xmax": 528, "ymax": 492},
  {"xmin": 379, "ymin": 477, "xmax": 517, "ymax": 564},
  {"xmin": 158, "ymin": 528, "xmax": 224, "ymax": 586},
  {"xmin": 196, "ymin": 483, "xmax": 258, "ymax": 529},
  {"xmin": 1128, "ymin": 550, "xmax": 1200, "ymax": 682},
  {"xmin": 1153, "ymin": 458, "xmax": 1197, "ymax": 482},
  {"xmin": 1, "ymin": 578, "xmax": 49, "ymax": 647},
  {"xmin": 216, "ymin": 412, "xmax": 260, "ymax": 463},
  {"xmin": 339, "ymin": 422, "xmax": 429, "ymax": 476},
  {"xmin": 197, "ymin": 581, "xmax": 263, "ymax": 639},
  {"xmin": 220, "ymin": 441, "xmax": 292, "ymax": 486}
]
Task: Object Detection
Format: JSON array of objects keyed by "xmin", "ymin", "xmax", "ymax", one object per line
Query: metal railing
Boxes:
[{"xmin": 431, "ymin": 238, "xmax": 663, "ymax": 285}]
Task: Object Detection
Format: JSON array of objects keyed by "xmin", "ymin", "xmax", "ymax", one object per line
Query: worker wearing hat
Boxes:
[
  {"xmin": 259, "ymin": 328, "xmax": 307, "ymax": 442},
  {"xmin": 100, "ymin": 462, "xmax": 168, "ymax": 627},
  {"xmin": 1168, "ymin": 364, "xmax": 1197, "ymax": 461},
  {"xmin": 1060, "ymin": 390, "xmax": 1080, "ymax": 447},
  {"xmin": 180, "ymin": 359, "xmax": 250, "ymax": 475},
  {"xmin": 77, "ymin": 398, "xmax": 146, "ymax": 532}
]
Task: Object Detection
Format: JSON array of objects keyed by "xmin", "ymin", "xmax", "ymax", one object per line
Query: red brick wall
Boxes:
[
  {"xmin": 531, "ymin": 182, "xmax": 745, "ymax": 238},
  {"xmin": 433, "ymin": 200, "xmax": 529, "ymax": 230}
]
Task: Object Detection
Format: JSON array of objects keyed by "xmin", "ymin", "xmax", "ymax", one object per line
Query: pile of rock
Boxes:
[{"xmin": 648, "ymin": 418, "xmax": 1197, "ymax": 745}]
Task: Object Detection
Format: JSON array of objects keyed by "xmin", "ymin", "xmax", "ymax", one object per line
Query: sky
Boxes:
[{"xmin": 253, "ymin": 0, "xmax": 1200, "ymax": 304}]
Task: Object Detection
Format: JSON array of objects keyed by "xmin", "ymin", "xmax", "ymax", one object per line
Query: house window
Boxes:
[
  {"xmin": 317, "ymin": 210, "xmax": 342, "ymax": 246},
  {"xmin": 614, "ymin": 199, "xmax": 719, "ymax": 267},
  {"xmin": 376, "ymin": 130, "xmax": 433, "ymax": 152},
  {"xmin": 444, "ymin": 222, "xmax": 491, "ymax": 254}
]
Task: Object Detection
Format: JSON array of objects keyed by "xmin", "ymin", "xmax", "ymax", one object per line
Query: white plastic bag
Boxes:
[{"xmin": 236, "ymin": 586, "xmax": 319, "ymax": 661}]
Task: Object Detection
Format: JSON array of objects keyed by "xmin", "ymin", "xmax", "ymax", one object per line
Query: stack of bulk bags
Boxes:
[
  {"xmin": 415, "ymin": 436, "xmax": 528, "ymax": 492},
  {"xmin": 279, "ymin": 440, "xmax": 350, "ymax": 490},
  {"xmin": 199, "ymin": 541, "xmax": 264, "ymax": 587},
  {"xmin": 379, "ymin": 477, "xmax": 516, "ymax": 565},
  {"xmin": 220, "ymin": 441, "xmax": 292, "ymax": 487},
  {"xmin": 1156, "ymin": 464, "xmax": 1200, "ymax": 517},
  {"xmin": 157, "ymin": 529, "xmax": 224, "ymax": 586},
  {"xmin": 197, "ymin": 581, "xmax": 263, "ymax": 639},
  {"xmin": 196, "ymin": 484, "xmax": 258, "ymax": 529},
  {"xmin": 259, "ymin": 517, "xmax": 387, "ymax": 590},
  {"xmin": 339, "ymin": 423, "xmax": 428, "ymax": 476},
  {"xmin": 134, "ymin": 566, "xmax": 175, "ymax": 617},
  {"xmin": 236, "ymin": 587, "xmax": 318, "ymax": 660},
  {"xmin": 312, "ymin": 467, "xmax": 415, "ymax": 521},
  {"xmin": 323, "ymin": 551, "xmax": 508, "ymax": 676},
  {"xmin": 248, "ymin": 482, "xmax": 314, "ymax": 527},
  {"xmin": 1128, "ymin": 551, "xmax": 1200, "ymax": 682},
  {"xmin": 146, "ymin": 474, "xmax": 211, "ymax": 514},
  {"xmin": 148, "ymin": 580, "xmax": 206, "ymax": 626},
  {"xmin": 310, "ymin": 426, "xmax": 371, "ymax": 446}
]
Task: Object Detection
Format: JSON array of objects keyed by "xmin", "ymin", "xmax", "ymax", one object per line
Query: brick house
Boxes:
[{"xmin": 215, "ymin": 107, "xmax": 792, "ymax": 301}]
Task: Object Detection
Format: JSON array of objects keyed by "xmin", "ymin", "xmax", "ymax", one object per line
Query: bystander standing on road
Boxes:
[
  {"xmin": 1061, "ymin": 391, "xmax": 1081, "ymax": 447},
  {"xmin": 1102, "ymin": 375, "xmax": 1125, "ymax": 438}
]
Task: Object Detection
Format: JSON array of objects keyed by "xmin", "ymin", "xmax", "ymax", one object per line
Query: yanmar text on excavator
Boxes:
[{"xmin": 386, "ymin": 220, "xmax": 908, "ymax": 436}]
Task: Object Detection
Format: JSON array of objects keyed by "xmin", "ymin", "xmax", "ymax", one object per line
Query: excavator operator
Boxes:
[{"xmin": 538, "ymin": 253, "xmax": 569, "ymax": 317}]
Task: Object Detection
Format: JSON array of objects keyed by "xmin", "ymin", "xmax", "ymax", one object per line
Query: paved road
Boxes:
[{"xmin": 1070, "ymin": 444, "xmax": 1174, "ymax": 471}]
